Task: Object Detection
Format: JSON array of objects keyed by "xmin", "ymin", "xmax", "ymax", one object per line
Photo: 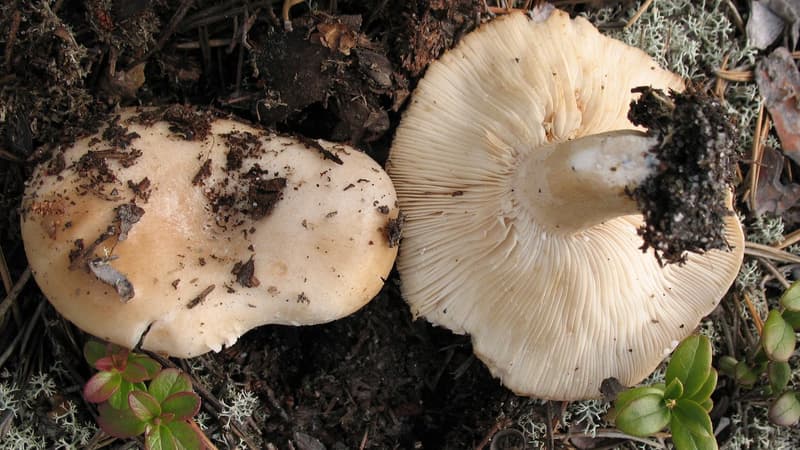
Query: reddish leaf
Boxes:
[
  {"xmin": 111, "ymin": 348, "xmax": 130, "ymax": 370},
  {"xmin": 84, "ymin": 371, "xmax": 121, "ymax": 403},
  {"xmin": 94, "ymin": 356, "xmax": 115, "ymax": 372},
  {"xmin": 97, "ymin": 402, "xmax": 147, "ymax": 438},
  {"xmin": 129, "ymin": 354, "xmax": 161, "ymax": 379},
  {"xmin": 122, "ymin": 361, "xmax": 150, "ymax": 383},
  {"xmin": 161, "ymin": 392, "xmax": 201, "ymax": 421},
  {"xmin": 129, "ymin": 390, "xmax": 162, "ymax": 422}
]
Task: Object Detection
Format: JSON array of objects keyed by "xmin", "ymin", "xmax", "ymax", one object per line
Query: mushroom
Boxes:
[
  {"xmin": 387, "ymin": 11, "xmax": 744, "ymax": 400},
  {"xmin": 21, "ymin": 106, "xmax": 399, "ymax": 358}
]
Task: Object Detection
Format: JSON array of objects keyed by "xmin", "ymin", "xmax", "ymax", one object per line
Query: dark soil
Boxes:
[
  {"xmin": 0, "ymin": 1, "xmax": 544, "ymax": 449},
  {"xmin": 628, "ymin": 87, "xmax": 739, "ymax": 265},
  {"xmin": 0, "ymin": 1, "xmax": 765, "ymax": 449}
]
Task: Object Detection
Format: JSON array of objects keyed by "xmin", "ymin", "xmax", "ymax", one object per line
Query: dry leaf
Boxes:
[
  {"xmin": 755, "ymin": 146, "xmax": 800, "ymax": 215},
  {"xmin": 761, "ymin": 0, "xmax": 800, "ymax": 48},
  {"xmin": 316, "ymin": 22, "xmax": 357, "ymax": 55},
  {"xmin": 748, "ymin": 0, "xmax": 788, "ymax": 49},
  {"xmin": 756, "ymin": 47, "xmax": 800, "ymax": 166}
]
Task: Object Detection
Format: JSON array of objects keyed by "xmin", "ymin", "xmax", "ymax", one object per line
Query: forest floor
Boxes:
[{"xmin": 1, "ymin": 0, "xmax": 799, "ymax": 449}]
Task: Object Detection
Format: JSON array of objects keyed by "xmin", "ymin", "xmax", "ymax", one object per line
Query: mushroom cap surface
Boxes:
[
  {"xmin": 22, "ymin": 108, "xmax": 398, "ymax": 358},
  {"xmin": 387, "ymin": 11, "xmax": 744, "ymax": 400}
]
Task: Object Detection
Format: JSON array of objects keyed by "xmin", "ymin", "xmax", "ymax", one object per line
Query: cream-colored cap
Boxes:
[
  {"xmin": 22, "ymin": 107, "xmax": 398, "ymax": 357},
  {"xmin": 387, "ymin": 11, "xmax": 743, "ymax": 400}
]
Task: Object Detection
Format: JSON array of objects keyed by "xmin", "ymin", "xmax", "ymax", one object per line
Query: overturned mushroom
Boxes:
[
  {"xmin": 21, "ymin": 107, "xmax": 398, "ymax": 358},
  {"xmin": 387, "ymin": 11, "xmax": 744, "ymax": 400}
]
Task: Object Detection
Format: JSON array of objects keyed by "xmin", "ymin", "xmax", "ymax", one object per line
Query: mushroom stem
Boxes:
[{"xmin": 514, "ymin": 129, "xmax": 658, "ymax": 232}]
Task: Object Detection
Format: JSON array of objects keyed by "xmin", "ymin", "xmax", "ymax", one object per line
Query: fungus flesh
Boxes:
[
  {"xmin": 387, "ymin": 11, "xmax": 744, "ymax": 400},
  {"xmin": 22, "ymin": 107, "xmax": 399, "ymax": 358}
]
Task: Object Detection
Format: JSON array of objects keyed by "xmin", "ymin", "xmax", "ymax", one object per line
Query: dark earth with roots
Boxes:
[{"xmin": 1, "ymin": 0, "xmax": 796, "ymax": 449}]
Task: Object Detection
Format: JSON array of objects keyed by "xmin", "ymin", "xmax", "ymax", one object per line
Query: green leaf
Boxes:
[
  {"xmin": 109, "ymin": 380, "xmax": 139, "ymax": 410},
  {"xmin": 613, "ymin": 386, "xmax": 666, "ymax": 417},
  {"xmin": 673, "ymin": 399, "xmax": 713, "ymax": 437},
  {"xmin": 671, "ymin": 419, "xmax": 718, "ymax": 450},
  {"xmin": 96, "ymin": 402, "xmax": 147, "ymax": 438},
  {"xmin": 768, "ymin": 361, "xmax": 792, "ymax": 394},
  {"xmin": 84, "ymin": 340, "xmax": 108, "ymax": 366},
  {"xmin": 783, "ymin": 310, "xmax": 800, "ymax": 330},
  {"xmin": 664, "ymin": 378, "xmax": 684, "ymax": 400},
  {"xmin": 161, "ymin": 392, "xmax": 202, "ymax": 422},
  {"xmin": 149, "ymin": 369, "xmax": 193, "ymax": 403},
  {"xmin": 717, "ymin": 356, "xmax": 737, "ymax": 375},
  {"xmin": 84, "ymin": 371, "xmax": 122, "ymax": 403},
  {"xmin": 129, "ymin": 354, "xmax": 162, "ymax": 380},
  {"xmin": 769, "ymin": 391, "xmax": 800, "ymax": 426},
  {"xmin": 780, "ymin": 280, "xmax": 800, "ymax": 311},
  {"xmin": 129, "ymin": 390, "xmax": 162, "ymax": 423},
  {"xmin": 689, "ymin": 369, "xmax": 717, "ymax": 403},
  {"xmin": 733, "ymin": 362, "xmax": 758, "ymax": 386},
  {"xmin": 165, "ymin": 420, "xmax": 204, "ymax": 450},
  {"xmin": 699, "ymin": 398, "xmax": 714, "ymax": 413},
  {"xmin": 146, "ymin": 424, "xmax": 178, "ymax": 450},
  {"xmin": 670, "ymin": 400, "xmax": 718, "ymax": 450},
  {"xmin": 762, "ymin": 310, "xmax": 796, "ymax": 362},
  {"xmin": 666, "ymin": 335, "xmax": 712, "ymax": 399},
  {"xmin": 614, "ymin": 391, "xmax": 670, "ymax": 437}
]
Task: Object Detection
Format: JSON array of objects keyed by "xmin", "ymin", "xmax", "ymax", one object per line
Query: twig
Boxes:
[
  {"xmin": 358, "ymin": 430, "xmax": 368, "ymax": 450},
  {"xmin": 132, "ymin": 0, "xmax": 196, "ymax": 67},
  {"xmin": 0, "ymin": 148, "xmax": 21, "ymax": 162},
  {"xmin": 717, "ymin": 305, "xmax": 736, "ymax": 356},
  {"xmin": 747, "ymin": 104, "xmax": 768, "ymax": 211},
  {"xmin": 553, "ymin": 429, "xmax": 668, "ymax": 448},
  {"xmin": 227, "ymin": 8, "xmax": 258, "ymax": 54},
  {"xmin": 777, "ymin": 228, "xmax": 800, "ymax": 250},
  {"xmin": 474, "ymin": 417, "xmax": 512, "ymax": 450},
  {"xmin": 756, "ymin": 257, "xmax": 791, "ymax": 289},
  {"xmin": 0, "ymin": 246, "xmax": 21, "ymax": 328},
  {"xmin": 0, "ymin": 266, "xmax": 31, "ymax": 323},
  {"xmin": 624, "ymin": 0, "xmax": 654, "ymax": 29},
  {"xmin": 722, "ymin": 0, "xmax": 745, "ymax": 33},
  {"xmin": 180, "ymin": 0, "xmax": 273, "ymax": 30},
  {"xmin": 4, "ymin": 9, "xmax": 21, "ymax": 71},
  {"xmin": 487, "ymin": 6, "xmax": 526, "ymax": 14},
  {"xmin": 742, "ymin": 291, "xmax": 764, "ymax": 334},
  {"xmin": 0, "ymin": 298, "xmax": 44, "ymax": 369},
  {"xmin": 715, "ymin": 69, "xmax": 753, "ymax": 82},
  {"xmin": 714, "ymin": 53, "xmax": 730, "ymax": 100},
  {"xmin": 175, "ymin": 38, "xmax": 233, "ymax": 49},
  {"xmin": 545, "ymin": 401, "xmax": 555, "ymax": 450},
  {"xmin": 18, "ymin": 299, "xmax": 46, "ymax": 358},
  {"xmin": 745, "ymin": 242, "xmax": 800, "ymax": 264}
]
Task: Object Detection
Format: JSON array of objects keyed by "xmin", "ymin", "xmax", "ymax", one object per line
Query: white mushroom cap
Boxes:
[
  {"xmin": 21, "ymin": 107, "xmax": 398, "ymax": 358},
  {"xmin": 387, "ymin": 11, "xmax": 744, "ymax": 400}
]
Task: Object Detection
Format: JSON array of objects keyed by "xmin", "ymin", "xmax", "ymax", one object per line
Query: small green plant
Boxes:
[
  {"xmin": 610, "ymin": 335, "xmax": 718, "ymax": 450},
  {"xmin": 83, "ymin": 340, "xmax": 208, "ymax": 449},
  {"xmin": 719, "ymin": 281, "xmax": 800, "ymax": 427}
]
